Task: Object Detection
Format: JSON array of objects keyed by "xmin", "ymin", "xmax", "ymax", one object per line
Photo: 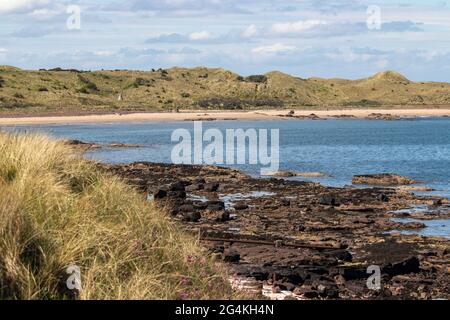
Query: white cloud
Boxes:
[
  {"xmin": 252, "ymin": 43, "xmax": 296, "ymax": 55},
  {"xmin": 0, "ymin": 48, "xmax": 8, "ymax": 53},
  {"xmin": 271, "ymin": 20, "xmax": 327, "ymax": 34},
  {"xmin": 188, "ymin": 31, "xmax": 213, "ymax": 41},
  {"xmin": 0, "ymin": 0, "xmax": 50, "ymax": 14},
  {"xmin": 242, "ymin": 24, "xmax": 258, "ymax": 38},
  {"xmin": 94, "ymin": 51, "xmax": 115, "ymax": 57}
]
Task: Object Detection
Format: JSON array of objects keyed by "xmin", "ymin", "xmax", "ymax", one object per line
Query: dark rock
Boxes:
[
  {"xmin": 303, "ymin": 290, "xmax": 319, "ymax": 299},
  {"xmin": 275, "ymin": 282, "xmax": 296, "ymax": 291},
  {"xmin": 185, "ymin": 183, "xmax": 204, "ymax": 192},
  {"xmin": 326, "ymin": 289, "xmax": 339, "ymax": 299},
  {"xmin": 178, "ymin": 204, "xmax": 195, "ymax": 212},
  {"xmin": 193, "ymin": 202, "xmax": 208, "ymax": 210},
  {"xmin": 234, "ymin": 203, "xmax": 249, "ymax": 210},
  {"xmin": 169, "ymin": 181, "xmax": 188, "ymax": 191},
  {"xmin": 383, "ymin": 256, "xmax": 420, "ymax": 276},
  {"xmin": 319, "ymin": 195, "xmax": 337, "ymax": 206},
  {"xmin": 217, "ymin": 211, "xmax": 231, "ymax": 222},
  {"xmin": 183, "ymin": 212, "xmax": 201, "ymax": 222},
  {"xmin": 352, "ymin": 173, "xmax": 416, "ymax": 186},
  {"xmin": 207, "ymin": 200, "xmax": 225, "ymax": 211},
  {"xmin": 379, "ymin": 288, "xmax": 393, "ymax": 298},
  {"xmin": 223, "ymin": 249, "xmax": 240, "ymax": 263},
  {"xmin": 377, "ymin": 193, "xmax": 389, "ymax": 202},
  {"xmin": 338, "ymin": 267, "xmax": 367, "ymax": 280},
  {"xmin": 204, "ymin": 182, "xmax": 220, "ymax": 192},
  {"xmin": 276, "ymin": 269, "xmax": 305, "ymax": 284},
  {"xmin": 326, "ymin": 250, "xmax": 353, "ymax": 262},
  {"xmin": 168, "ymin": 191, "xmax": 186, "ymax": 199},
  {"xmin": 401, "ymin": 222, "xmax": 426, "ymax": 230},
  {"xmin": 154, "ymin": 189, "xmax": 167, "ymax": 199}
]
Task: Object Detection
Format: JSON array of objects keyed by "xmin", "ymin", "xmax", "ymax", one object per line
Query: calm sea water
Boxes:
[{"xmin": 5, "ymin": 118, "xmax": 450, "ymax": 197}]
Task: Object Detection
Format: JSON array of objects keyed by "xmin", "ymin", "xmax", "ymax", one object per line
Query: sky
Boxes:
[{"xmin": 1, "ymin": 0, "xmax": 450, "ymax": 81}]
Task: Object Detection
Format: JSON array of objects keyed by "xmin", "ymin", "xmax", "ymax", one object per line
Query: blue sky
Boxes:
[{"xmin": 1, "ymin": 0, "xmax": 450, "ymax": 81}]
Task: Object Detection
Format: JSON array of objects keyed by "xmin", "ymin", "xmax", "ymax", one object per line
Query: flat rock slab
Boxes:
[{"xmin": 353, "ymin": 173, "xmax": 417, "ymax": 186}]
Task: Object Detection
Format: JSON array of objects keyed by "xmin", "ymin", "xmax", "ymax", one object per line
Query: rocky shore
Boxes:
[{"xmin": 103, "ymin": 162, "xmax": 450, "ymax": 300}]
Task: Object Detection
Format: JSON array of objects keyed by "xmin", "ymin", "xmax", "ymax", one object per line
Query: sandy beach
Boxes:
[{"xmin": 0, "ymin": 108, "xmax": 449, "ymax": 125}]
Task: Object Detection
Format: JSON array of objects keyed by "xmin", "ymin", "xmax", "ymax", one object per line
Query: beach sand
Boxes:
[{"xmin": 0, "ymin": 108, "xmax": 449, "ymax": 125}]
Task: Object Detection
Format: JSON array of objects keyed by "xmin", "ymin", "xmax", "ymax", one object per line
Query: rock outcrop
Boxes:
[{"xmin": 352, "ymin": 173, "xmax": 417, "ymax": 186}]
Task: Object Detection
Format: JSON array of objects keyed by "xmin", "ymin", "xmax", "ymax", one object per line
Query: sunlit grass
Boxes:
[{"xmin": 0, "ymin": 132, "xmax": 235, "ymax": 300}]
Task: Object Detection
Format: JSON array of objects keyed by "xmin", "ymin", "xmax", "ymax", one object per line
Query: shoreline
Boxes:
[{"xmin": 0, "ymin": 108, "xmax": 450, "ymax": 125}]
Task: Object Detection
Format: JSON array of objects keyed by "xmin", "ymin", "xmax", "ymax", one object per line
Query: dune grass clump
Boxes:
[{"xmin": 0, "ymin": 133, "xmax": 235, "ymax": 300}]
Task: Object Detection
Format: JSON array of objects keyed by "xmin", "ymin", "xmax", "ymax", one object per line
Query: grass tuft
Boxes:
[{"xmin": 0, "ymin": 133, "xmax": 235, "ymax": 300}]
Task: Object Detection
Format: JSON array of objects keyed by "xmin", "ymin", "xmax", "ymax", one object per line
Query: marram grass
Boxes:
[{"xmin": 0, "ymin": 133, "xmax": 235, "ymax": 300}]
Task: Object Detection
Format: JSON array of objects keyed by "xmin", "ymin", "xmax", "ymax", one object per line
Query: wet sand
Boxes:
[{"xmin": 1, "ymin": 108, "xmax": 450, "ymax": 125}]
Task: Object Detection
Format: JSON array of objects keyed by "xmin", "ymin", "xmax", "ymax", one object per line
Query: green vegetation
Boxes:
[
  {"xmin": 1, "ymin": 66, "xmax": 450, "ymax": 114},
  {"xmin": 0, "ymin": 133, "xmax": 235, "ymax": 299}
]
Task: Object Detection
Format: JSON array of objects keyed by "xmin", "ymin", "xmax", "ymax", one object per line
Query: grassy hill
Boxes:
[
  {"xmin": 0, "ymin": 132, "xmax": 236, "ymax": 299},
  {"xmin": 1, "ymin": 65, "xmax": 450, "ymax": 115}
]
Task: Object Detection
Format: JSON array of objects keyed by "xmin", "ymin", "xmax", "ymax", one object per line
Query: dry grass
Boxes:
[{"xmin": 0, "ymin": 133, "xmax": 236, "ymax": 300}]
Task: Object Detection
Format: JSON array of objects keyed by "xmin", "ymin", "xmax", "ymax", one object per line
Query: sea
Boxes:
[{"xmin": 4, "ymin": 117, "xmax": 450, "ymax": 238}]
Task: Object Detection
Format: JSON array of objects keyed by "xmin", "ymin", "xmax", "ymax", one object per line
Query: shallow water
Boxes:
[
  {"xmin": 5, "ymin": 118, "xmax": 450, "ymax": 196},
  {"xmin": 219, "ymin": 191, "xmax": 277, "ymax": 209},
  {"xmin": 390, "ymin": 218, "xmax": 450, "ymax": 239},
  {"xmin": 3, "ymin": 118, "xmax": 450, "ymax": 238}
]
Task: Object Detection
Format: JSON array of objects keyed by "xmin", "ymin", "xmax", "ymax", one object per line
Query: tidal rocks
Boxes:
[
  {"xmin": 377, "ymin": 193, "xmax": 390, "ymax": 202},
  {"xmin": 106, "ymin": 142, "xmax": 142, "ymax": 148},
  {"xmin": 183, "ymin": 212, "xmax": 201, "ymax": 222},
  {"xmin": 153, "ymin": 189, "xmax": 168, "ymax": 199},
  {"xmin": 223, "ymin": 249, "xmax": 240, "ymax": 263},
  {"xmin": 206, "ymin": 200, "xmax": 225, "ymax": 211},
  {"xmin": 104, "ymin": 161, "xmax": 449, "ymax": 300},
  {"xmin": 233, "ymin": 203, "xmax": 249, "ymax": 210},
  {"xmin": 366, "ymin": 113, "xmax": 400, "ymax": 121},
  {"xmin": 204, "ymin": 182, "xmax": 220, "ymax": 192},
  {"xmin": 185, "ymin": 183, "xmax": 204, "ymax": 192},
  {"xmin": 65, "ymin": 139, "xmax": 99, "ymax": 150},
  {"xmin": 397, "ymin": 185, "xmax": 436, "ymax": 192},
  {"xmin": 318, "ymin": 195, "xmax": 337, "ymax": 206},
  {"xmin": 383, "ymin": 256, "xmax": 420, "ymax": 276},
  {"xmin": 263, "ymin": 171, "xmax": 326, "ymax": 178},
  {"xmin": 65, "ymin": 139, "xmax": 141, "ymax": 150},
  {"xmin": 178, "ymin": 204, "xmax": 195, "ymax": 212},
  {"xmin": 352, "ymin": 173, "xmax": 417, "ymax": 186},
  {"xmin": 218, "ymin": 211, "xmax": 231, "ymax": 222},
  {"xmin": 168, "ymin": 181, "xmax": 188, "ymax": 191}
]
